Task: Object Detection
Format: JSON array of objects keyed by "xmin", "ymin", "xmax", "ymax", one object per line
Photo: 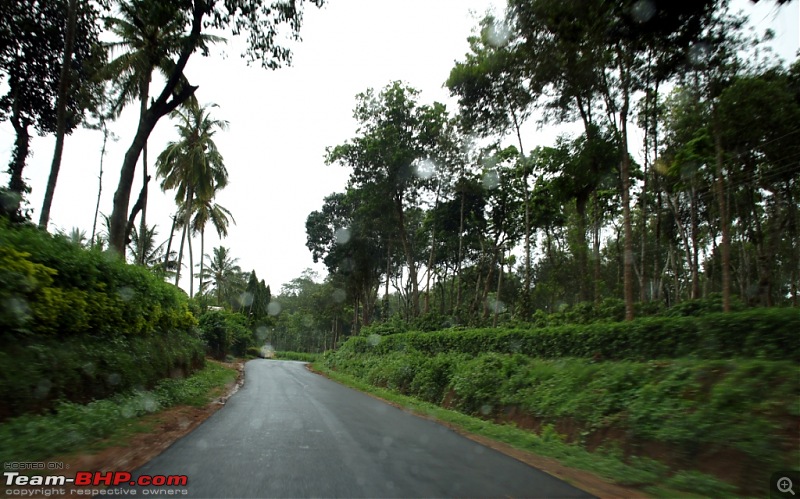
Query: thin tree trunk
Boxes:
[
  {"xmin": 164, "ymin": 214, "xmax": 177, "ymax": 271},
  {"xmin": 199, "ymin": 228, "xmax": 205, "ymax": 296},
  {"xmin": 493, "ymin": 249, "xmax": 504, "ymax": 328},
  {"xmin": 39, "ymin": 0, "xmax": 78, "ymax": 229},
  {"xmin": 91, "ymin": 122, "xmax": 109, "ymax": 248},
  {"xmin": 619, "ymin": 56, "xmax": 635, "ymax": 321},
  {"xmin": 455, "ymin": 180, "xmax": 466, "ymax": 316},
  {"xmin": 188, "ymin": 223, "xmax": 194, "ymax": 298},
  {"xmin": 7, "ymin": 96, "xmax": 31, "ymax": 198},
  {"xmin": 138, "ymin": 78, "xmax": 150, "ymax": 264},
  {"xmin": 713, "ymin": 122, "xmax": 731, "ymax": 312},
  {"xmin": 174, "ymin": 187, "xmax": 193, "ymax": 287},
  {"xmin": 394, "ymin": 194, "xmax": 420, "ymax": 317}
]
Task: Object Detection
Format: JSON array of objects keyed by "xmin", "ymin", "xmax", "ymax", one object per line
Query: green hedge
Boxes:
[
  {"xmin": 340, "ymin": 308, "xmax": 799, "ymax": 361},
  {"xmin": 1, "ymin": 221, "xmax": 195, "ymax": 337},
  {"xmin": 0, "ymin": 221, "xmax": 204, "ymax": 419},
  {"xmin": 197, "ymin": 310, "xmax": 253, "ymax": 359},
  {"xmin": 0, "ymin": 330, "xmax": 204, "ymax": 420}
]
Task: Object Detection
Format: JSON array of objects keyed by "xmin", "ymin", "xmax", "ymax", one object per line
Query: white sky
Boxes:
[{"xmin": 1, "ymin": 0, "xmax": 797, "ymax": 295}]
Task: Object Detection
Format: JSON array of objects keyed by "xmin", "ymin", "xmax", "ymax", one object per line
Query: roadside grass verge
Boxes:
[
  {"xmin": 311, "ymin": 361, "xmax": 754, "ymax": 497},
  {"xmin": 0, "ymin": 360, "xmax": 237, "ymax": 464},
  {"xmin": 274, "ymin": 351, "xmax": 321, "ymax": 362}
]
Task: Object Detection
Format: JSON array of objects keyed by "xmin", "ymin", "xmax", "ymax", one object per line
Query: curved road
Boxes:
[{"xmin": 134, "ymin": 360, "xmax": 592, "ymax": 498}]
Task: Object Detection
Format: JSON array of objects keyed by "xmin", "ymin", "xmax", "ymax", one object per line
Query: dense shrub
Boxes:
[
  {"xmin": 0, "ymin": 221, "xmax": 203, "ymax": 419},
  {"xmin": 197, "ymin": 310, "xmax": 253, "ymax": 359},
  {"xmin": 0, "ymin": 221, "xmax": 195, "ymax": 337},
  {"xmin": 339, "ymin": 308, "xmax": 799, "ymax": 362}
]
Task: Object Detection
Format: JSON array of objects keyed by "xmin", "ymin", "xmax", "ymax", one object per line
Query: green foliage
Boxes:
[
  {"xmin": 0, "ymin": 361, "xmax": 236, "ymax": 463},
  {"xmin": 0, "ymin": 222, "xmax": 205, "ymax": 418},
  {"xmin": 0, "ymin": 221, "xmax": 195, "ymax": 337},
  {"xmin": 197, "ymin": 309, "xmax": 253, "ymax": 359},
  {"xmin": 0, "ymin": 330, "xmax": 204, "ymax": 420},
  {"xmin": 274, "ymin": 351, "xmax": 321, "ymax": 362},
  {"xmin": 339, "ymin": 308, "xmax": 799, "ymax": 362}
]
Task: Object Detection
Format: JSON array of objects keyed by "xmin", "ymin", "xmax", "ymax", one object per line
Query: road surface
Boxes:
[{"xmin": 134, "ymin": 359, "xmax": 592, "ymax": 498}]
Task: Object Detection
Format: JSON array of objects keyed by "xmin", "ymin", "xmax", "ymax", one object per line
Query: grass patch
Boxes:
[
  {"xmin": 0, "ymin": 360, "xmax": 237, "ymax": 464},
  {"xmin": 274, "ymin": 351, "xmax": 321, "ymax": 362}
]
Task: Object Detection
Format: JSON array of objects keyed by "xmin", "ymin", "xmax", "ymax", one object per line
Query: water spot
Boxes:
[
  {"xmin": 382, "ymin": 436, "xmax": 393, "ymax": 447},
  {"xmin": 367, "ymin": 334, "xmax": 382, "ymax": 347},
  {"xmin": 332, "ymin": 288, "xmax": 346, "ymax": 303},
  {"xmin": 107, "ymin": 373, "xmax": 121, "ymax": 386},
  {"xmin": 267, "ymin": 301, "xmax": 282, "ymax": 316},
  {"xmin": 35, "ymin": 379, "xmax": 52, "ymax": 399},
  {"xmin": 488, "ymin": 297, "xmax": 506, "ymax": 314},
  {"xmin": 196, "ymin": 439, "xmax": 209, "ymax": 450},
  {"xmin": 631, "ymin": 0, "xmax": 656, "ymax": 23},
  {"xmin": 3, "ymin": 297, "xmax": 30, "ymax": 324},
  {"xmin": 557, "ymin": 302, "xmax": 568, "ymax": 312},
  {"xmin": 255, "ymin": 326, "xmax": 268, "ymax": 341},
  {"xmin": 688, "ymin": 42, "xmax": 711, "ymax": 67},
  {"xmin": 413, "ymin": 158, "xmax": 436, "ymax": 180},
  {"xmin": 121, "ymin": 405, "xmax": 135, "ymax": 418},
  {"xmin": 303, "ymin": 315, "xmax": 314, "ymax": 328},
  {"xmin": 486, "ymin": 18, "xmax": 511, "ymax": 47},
  {"xmin": 0, "ymin": 189, "xmax": 22, "ymax": 212},
  {"xmin": 239, "ymin": 292, "xmax": 254, "ymax": 307},
  {"xmin": 117, "ymin": 286, "xmax": 134, "ymax": 302},
  {"xmin": 292, "ymin": 419, "xmax": 303, "ymax": 430},
  {"xmin": 334, "ymin": 227, "xmax": 351, "ymax": 245},
  {"xmin": 378, "ymin": 450, "xmax": 388, "ymax": 460},
  {"xmin": 419, "ymin": 434, "xmax": 429, "ymax": 445},
  {"xmin": 385, "ymin": 481, "xmax": 395, "ymax": 490},
  {"xmin": 356, "ymin": 476, "xmax": 366, "ymax": 486},
  {"xmin": 480, "ymin": 404, "xmax": 493, "ymax": 416},
  {"xmin": 82, "ymin": 362, "xmax": 96, "ymax": 377},
  {"xmin": 482, "ymin": 170, "xmax": 500, "ymax": 190},
  {"xmin": 141, "ymin": 394, "xmax": 158, "ymax": 412},
  {"xmin": 474, "ymin": 445, "xmax": 485, "ymax": 454},
  {"xmin": 261, "ymin": 344, "xmax": 276, "ymax": 358}
]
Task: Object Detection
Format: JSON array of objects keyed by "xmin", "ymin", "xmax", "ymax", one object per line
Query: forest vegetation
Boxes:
[{"xmin": 0, "ymin": 0, "xmax": 798, "ymax": 495}]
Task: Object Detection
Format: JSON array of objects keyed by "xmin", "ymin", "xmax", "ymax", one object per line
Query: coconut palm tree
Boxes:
[
  {"xmin": 199, "ymin": 246, "xmax": 242, "ymax": 306},
  {"xmin": 156, "ymin": 99, "xmax": 229, "ymax": 296},
  {"xmin": 104, "ymin": 0, "xmax": 222, "ymax": 258},
  {"xmin": 185, "ymin": 198, "xmax": 235, "ymax": 300}
]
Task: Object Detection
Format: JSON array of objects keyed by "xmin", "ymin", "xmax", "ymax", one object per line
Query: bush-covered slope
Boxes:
[{"xmin": 0, "ymin": 221, "xmax": 204, "ymax": 420}]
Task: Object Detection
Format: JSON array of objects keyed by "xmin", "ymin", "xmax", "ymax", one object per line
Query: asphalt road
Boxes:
[{"xmin": 134, "ymin": 359, "xmax": 593, "ymax": 498}]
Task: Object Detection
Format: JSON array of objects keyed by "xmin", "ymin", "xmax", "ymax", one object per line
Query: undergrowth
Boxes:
[{"xmin": 0, "ymin": 361, "xmax": 237, "ymax": 464}]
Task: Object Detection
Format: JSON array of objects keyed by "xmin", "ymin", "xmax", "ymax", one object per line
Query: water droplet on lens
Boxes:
[
  {"xmin": 334, "ymin": 227, "xmax": 351, "ymax": 244},
  {"xmin": 267, "ymin": 301, "xmax": 282, "ymax": 316},
  {"xmin": 482, "ymin": 170, "xmax": 500, "ymax": 190},
  {"xmin": 631, "ymin": 0, "xmax": 656, "ymax": 23}
]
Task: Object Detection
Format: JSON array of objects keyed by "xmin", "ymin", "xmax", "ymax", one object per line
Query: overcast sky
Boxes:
[{"xmin": 1, "ymin": 0, "xmax": 797, "ymax": 296}]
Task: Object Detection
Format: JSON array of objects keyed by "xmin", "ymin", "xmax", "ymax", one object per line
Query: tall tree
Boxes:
[
  {"xmin": 155, "ymin": 99, "xmax": 228, "ymax": 296},
  {"xmin": 199, "ymin": 246, "xmax": 242, "ymax": 306},
  {"xmin": 1, "ymin": 0, "xmax": 103, "ymax": 221},
  {"xmin": 107, "ymin": 0, "xmax": 325, "ymax": 254},
  {"xmin": 327, "ymin": 82, "xmax": 454, "ymax": 318},
  {"xmin": 188, "ymin": 198, "xmax": 235, "ymax": 299},
  {"xmin": 102, "ymin": 0, "xmax": 223, "ymax": 251}
]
